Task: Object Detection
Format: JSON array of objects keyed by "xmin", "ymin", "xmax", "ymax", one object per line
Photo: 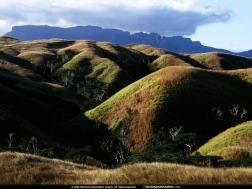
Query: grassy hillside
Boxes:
[
  {"xmin": 0, "ymin": 39, "xmax": 152, "ymax": 165},
  {"xmin": 0, "ymin": 152, "xmax": 251, "ymax": 184},
  {"xmin": 0, "ymin": 68, "xmax": 125, "ymax": 165},
  {"xmin": 0, "ymin": 36, "xmax": 19, "ymax": 46},
  {"xmin": 197, "ymin": 121, "xmax": 252, "ymax": 160},
  {"xmin": 128, "ymin": 44, "xmax": 168, "ymax": 56},
  {"xmin": 229, "ymin": 68, "xmax": 252, "ymax": 83},
  {"xmin": 190, "ymin": 52, "xmax": 252, "ymax": 70},
  {"xmin": 86, "ymin": 66, "xmax": 252, "ymax": 160},
  {"xmin": 151, "ymin": 54, "xmax": 191, "ymax": 70},
  {"xmin": 129, "ymin": 44, "xmax": 252, "ymax": 72},
  {"xmin": 0, "ymin": 53, "xmax": 42, "ymax": 80},
  {"xmin": 1, "ymin": 38, "xmax": 252, "ymax": 166},
  {"xmin": 0, "ymin": 69, "xmax": 81, "ymax": 144},
  {"xmin": 128, "ymin": 44, "xmax": 208, "ymax": 71},
  {"xmin": 1, "ymin": 39, "xmax": 154, "ymax": 110},
  {"xmin": 129, "ymin": 44, "xmax": 252, "ymax": 70},
  {"xmin": 150, "ymin": 54, "xmax": 207, "ymax": 71},
  {"xmin": 18, "ymin": 51, "xmax": 57, "ymax": 70},
  {"xmin": 56, "ymin": 41, "xmax": 151, "ymax": 109}
]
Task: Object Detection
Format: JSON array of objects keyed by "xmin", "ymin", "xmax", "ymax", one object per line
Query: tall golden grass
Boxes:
[{"xmin": 0, "ymin": 152, "xmax": 251, "ymax": 184}]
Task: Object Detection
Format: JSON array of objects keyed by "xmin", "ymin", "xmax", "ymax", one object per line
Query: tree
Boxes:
[
  {"xmin": 241, "ymin": 108, "xmax": 248, "ymax": 119},
  {"xmin": 76, "ymin": 78, "xmax": 107, "ymax": 110},
  {"xmin": 185, "ymin": 143, "xmax": 193, "ymax": 154},
  {"xmin": 114, "ymin": 144, "xmax": 126, "ymax": 164},
  {"xmin": 50, "ymin": 63, "xmax": 55, "ymax": 74},
  {"xmin": 211, "ymin": 107, "xmax": 223, "ymax": 118},
  {"xmin": 229, "ymin": 104, "xmax": 240, "ymax": 117},
  {"xmin": 61, "ymin": 54, "xmax": 70, "ymax": 63},
  {"xmin": 8, "ymin": 133, "xmax": 14, "ymax": 149},
  {"xmin": 28, "ymin": 136, "xmax": 38, "ymax": 155},
  {"xmin": 94, "ymin": 90, "xmax": 106, "ymax": 102},
  {"xmin": 169, "ymin": 126, "xmax": 183, "ymax": 141},
  {"xmin": 228, "ymin": 104, "xmax": 248, "ymax": 120},
  {"xmin": 63, "ymin": 71, "xmax": 75, "ymax": 87}
]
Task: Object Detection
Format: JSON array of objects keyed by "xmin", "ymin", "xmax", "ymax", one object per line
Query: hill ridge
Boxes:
[{"xmin": 0, "ymin": 152, "xmax": 251, "ymax": 184}]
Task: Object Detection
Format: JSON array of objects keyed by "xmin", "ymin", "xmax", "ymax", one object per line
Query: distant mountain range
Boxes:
[
  {"xmin": 5, "ymin": 25, "xmax": 252, "ymax": 57},
  {"xmin": 238, "ymin": 49, "xmax": 252, "ymax": 57}
]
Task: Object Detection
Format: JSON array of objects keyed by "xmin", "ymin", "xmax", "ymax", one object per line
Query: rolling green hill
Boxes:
[
  {"xmin": 1, "ymin": 38, "xmax": 252, "ymax": 165},
  {"xmin": 0, "ymin": 39, "xmax": 153, "ymax": 165},
  {"xmin": 128, "ymin": 44, "xmax": 168, "ymax": 56},
  {"xmin": 129, "ymin": 44, "xmax": 252, "ymax": 71},
  {"xmin": 189, "ymin": 52, "xmax": 252, "ymax": 70},
  {"xmin": 197, "ymin": 121, "xmax": 252, "ymax": 160},
  {"xmin": 86, "ymin": 66, "xmax": 252, "ymax": 158},
  {"xmin": 1, "ymin": 39, "xmax": 153, "ymax": 110},
  {"xmin": 0, "ymin": 36, "xmax": 19, "ymax": 46}
]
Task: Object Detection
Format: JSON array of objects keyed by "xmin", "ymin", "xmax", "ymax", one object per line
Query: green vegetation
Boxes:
[
  {"xmin": 56, "ymin": 55, "xmax": 133, "ymax": 109},
  {"xmin": 128, "ymin": 44, "xmax": 168, "ymax": 56},
  {"xmin": 150, "ymin": 54, "xmax": 191, "ymax": 71},
  {"xmin": 190, "ymin": 52, "xmax": 252, "ymax": 70},
  {"xmin": 0, "ymin": 36, "xmax": 19, "ymax": 46},
  {"xmin": 197, "ymin": 121, "xmax": 252, "ymax": 160},
  {"xmin": 0, "ymin": 38, "xmax": 252, "ymax": 177},
  {"xmin": 86, "ymin": 66, "xmax": 252, "ymax": 162}
]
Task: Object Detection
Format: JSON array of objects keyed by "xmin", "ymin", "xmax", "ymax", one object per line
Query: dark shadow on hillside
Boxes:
[
  {"xmin": 0, "ymin": 70, "xmax": 80, "ymax": 130},
  {"xmin": 218, "ymin": 53, "xmax": 252, "ymax": 70},
  {"xmin": 46, "ymin": 40, "xmax": 76, "ymax": 49},
  {"xmin": 175, "ymin": 54, "xmax": 208, "ymax": 69},
  {"xmin": 54, "ymin": 114, "xmax": 128, "ymax": 166},
  {"xmin": 93, "ymin": 43, "xmax": 151, "ymax": 79},
  {"xmin": 0, "ymin": 51, "xmax": 34, "ymax": 71},
  {"xmin": 0, "ymin": 105, "xmax": 50, "ymax": 145},
  {"xmin": 152, "ymin": 70, "xmax": 252, "ymax": 146}
]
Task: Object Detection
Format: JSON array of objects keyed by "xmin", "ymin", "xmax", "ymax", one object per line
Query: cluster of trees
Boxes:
[
  {"xmin": 38, "ymin": 54, "xmax": 107, "ymax": 111},
  {"xmin": 211, "ymin": 104, "xmax": 248, "ymax": 122},
  {"xmin": 0, "ymin": 133, "xmax": 94, "ymax": 164},
  {"xmin": 126, "ymin": 119, "xmax": 252, "ymax": 167},
  {"xmin": 40, "ymin": 54, "xmax": 72, "ymax": 80},
  {"xmin": 76, "ymin": 78, "xmax": 107, "ymax": 110},
  {"xmin": 100, "ymin": 137, "xmax": 127, "ymax": 166},
  {"xmin": 1, "ymin": 117, "xmax": 252, "ymax": 168},
  {"xmin": 1, "ymin": 129, "xmax": 128, "ymax": 167}
]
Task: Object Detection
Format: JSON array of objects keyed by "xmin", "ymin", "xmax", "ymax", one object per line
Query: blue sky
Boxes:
[
  {"xmin": 0, "ymin": 0, "xmax": 251, "ymax": 51},
  {"xmin": 190, "ymin": 0, "xmax": 252, "ymax": 52}
]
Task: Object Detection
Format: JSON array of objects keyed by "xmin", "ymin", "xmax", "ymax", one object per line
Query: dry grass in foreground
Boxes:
[{"xmin": 0, "ymin": 152, "xmax": 251, "ymax": 184}]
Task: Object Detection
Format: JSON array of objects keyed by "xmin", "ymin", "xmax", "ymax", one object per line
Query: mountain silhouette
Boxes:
[{"xmin": 5, "ymin": 25, "xmax": 252, "ymax": 57}]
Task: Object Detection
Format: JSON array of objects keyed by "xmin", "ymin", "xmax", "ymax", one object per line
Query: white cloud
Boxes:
[
  {"xmin": 0, "ymin": 0, "xmax": 231, "ymax": 35},
  {"xmin": 50, "ymin": 0, "xmax": 197, "ymax": 11},
  {"xmin": 49, "ymin": 0, "xmax": 227, "ymax": 13},
  {"xmin": 0, "ymin": 19, "xmax": 8, "ymax": 26}
]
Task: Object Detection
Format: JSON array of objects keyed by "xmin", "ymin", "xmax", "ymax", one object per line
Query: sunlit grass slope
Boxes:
[
  {"xmin": 0, "ymin": 152, "xmax": 251, "ymax": 184},
  {"xmin": 190, "ymin": 52, "xmax": 252, "ymax": 70},
  {"xmin": 86, "ymin": 66, "xmax": 252, "ymax": 152},
  {"xmin": 197, "ymin": 121, "xmax": 252, "ymax": 160}
]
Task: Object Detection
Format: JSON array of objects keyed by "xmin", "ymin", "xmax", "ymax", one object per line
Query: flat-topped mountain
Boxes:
[{"xmin": 6, "ymin": 25, "xmax": 251, "ymax": 56}]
